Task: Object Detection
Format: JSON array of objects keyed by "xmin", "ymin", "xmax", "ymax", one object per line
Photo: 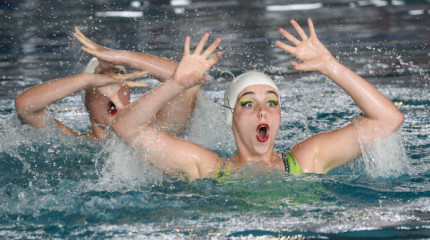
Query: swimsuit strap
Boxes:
[
  {"xmin": 282, "ymin": 152, "xmax": 289, "ymax": 172},
  {"xmin": 282, "ymin": 152, "xmax": 303, "ymax": 175},
  {"xmin": 213, "ymin": 159, "xmax": 231, "ymax": 182}
]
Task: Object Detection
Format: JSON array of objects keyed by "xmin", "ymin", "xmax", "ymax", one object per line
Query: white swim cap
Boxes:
[
  {"xmin": 224, "ymin": 71, "xmax": 280, "ymax": 127},
  {"xmin": 81, "ymin": 57, "xmax": 127, "ymax": 104}
]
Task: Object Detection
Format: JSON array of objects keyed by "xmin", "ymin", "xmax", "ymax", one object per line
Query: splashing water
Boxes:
[
  {"xmin": 1, "ymin": 0, "xmax": 429, "ymax": 238},
  {"xmin": 359, "ymin": 130, "xmax": 410, "ymax": 178},
  {"xmin": 93, "ymin": 135, "xmax": 165, "ymax": 191}
]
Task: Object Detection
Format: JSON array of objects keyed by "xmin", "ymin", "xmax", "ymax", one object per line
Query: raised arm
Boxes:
[
  {"xmin": 75, "ymin": 27, "xmax": 203, "ymax": 135},
  {"xmin": 15, "ymin": 70, "xmax": 146, "ymax": 135},
  {"xmin": 276, "ymin": 18, "xmax": 404, "ymax": 173},
  {"xmin": 75, "ymin": 27, "xmax": 176, "ymax": 81},
  {"xmin": 112, "ymin": 34, "xmax": 222, "ymax": 181}
]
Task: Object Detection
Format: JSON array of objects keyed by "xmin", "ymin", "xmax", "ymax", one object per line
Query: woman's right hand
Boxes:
[
  {"xmin": 91, "ymin": 70, "xmax": 149, "ymax": 108},
  {"xmin": 170, "ymin": 33, "xmax": 222, "ymax": 89},
  {"xmin": 276, "ymin": 18, "xmax": 336, "ymax": 74},
  {"xmin": 74, "ymin": 26, "xmax": 121, "ymax": 65}
]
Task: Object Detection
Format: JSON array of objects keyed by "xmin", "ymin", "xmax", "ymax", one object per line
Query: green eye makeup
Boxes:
[
  {"xmin": 240, "ymin": 99, "xmax": 256, "ymax": 106},
  {"xmin": 266, "ymin": 98, "xmax": 279, "ymax": 105}
]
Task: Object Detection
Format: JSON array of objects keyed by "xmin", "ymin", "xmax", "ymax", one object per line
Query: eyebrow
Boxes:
[
  {"xmin": 238, "ymin": 91, "xmax": 255, "ymax": 99},
  {"xmin": 266, "ymin": 90, "xmax": 278, "ymax": 97}
]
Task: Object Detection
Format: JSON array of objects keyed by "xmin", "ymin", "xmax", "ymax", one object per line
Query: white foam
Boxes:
[
  {"xmin": 357, "ymin": 127, "xmax": 409, "ymax": 178},
  {"xmin": 184, "ymin": 91, "xmax": 236, "ymax": 156},
  {"xmin": 94, "ymin": 134, "xmax": 164, "ymax": 191}
]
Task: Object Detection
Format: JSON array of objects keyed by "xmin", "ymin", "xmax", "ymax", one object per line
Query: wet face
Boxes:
[
  {"xmin": 84, "ymin": 66, "xmax": 131, "ymax": 127},
  {"xmin": 232, "ymin": 84, "xmax": 281, "ymax": 156},
  {"xmin": 85, "ymin": 86, "xmax": 130, "ymax": 127}
]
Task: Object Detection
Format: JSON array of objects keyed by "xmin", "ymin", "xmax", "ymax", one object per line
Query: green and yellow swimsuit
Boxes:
[{"xmin": 213, "ymin": 152, "xmax": 303, "ymax": 182}]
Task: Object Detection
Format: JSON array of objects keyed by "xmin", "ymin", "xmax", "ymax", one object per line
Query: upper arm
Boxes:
[
  {"xmin": 291, "ymin": 116, "xmax": 398, "ymax": 174},
  {"xmin": 15, "ymin": 93, "xmax": 79, "ymax": 137},
  {"xmin": 291, "ymin": 122, "xmax": 361, "ymax": 173},
  {"xmin": 130, "ymin": 125, "xmax": 220, "ymax": 181}
]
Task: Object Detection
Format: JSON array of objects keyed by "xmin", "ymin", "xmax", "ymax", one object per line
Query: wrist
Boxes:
[
  {"xmin": 165, "ymin": 76, "xmax": 186, "ymax": 93},
  {"xmin": 319, "ymin": 55, "xmax": 341, "ymax": 76},
  {"xmin": 85, "ymin": 72, "xmax": 108, "ymax": 88},
  {"xmin": 80, "ymin": 73, "xmax": 96, "ymax": 88}
]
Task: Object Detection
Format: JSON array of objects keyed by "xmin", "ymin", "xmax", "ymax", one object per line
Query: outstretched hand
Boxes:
[
  {"xmin": 276, "ymin": 18, "xmax": 335, "ymax": 73},
  {"xmin": 171, "ymin": 33, "xmax": 222, "ymax": 89},
  {"xmin": 90, "ymin": 70, "xmax": 149, "ymax": 88},
  {"xmin": 74, "ymin": 26, "xmax": 120, "ymax": 65}
]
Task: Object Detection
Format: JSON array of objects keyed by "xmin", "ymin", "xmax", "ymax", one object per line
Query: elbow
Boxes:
[
  {"xmin": 15, "ymin": 95, "xmax": 23, "ymax": 112},
  {"xmin": 391, "ymin": 108, "xmax": 404, "ymax": 131},
  {"xmin": 15, "ymin": 95, "xmax": 28, "ymax": 121},
  {"xmin": 382, "ymin": 108, "xmax": 404, "ymax": 135},
  {"xmin": 15, "ymin": 96, "xmax": 41, "ymax": 127}
]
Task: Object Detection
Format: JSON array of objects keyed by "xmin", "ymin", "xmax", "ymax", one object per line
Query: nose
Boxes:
[{"xmin": 258, "ymin": 104, "xmax": 267, "ymax": 119}]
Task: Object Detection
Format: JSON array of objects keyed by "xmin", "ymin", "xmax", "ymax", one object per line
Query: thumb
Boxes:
[{"xmin": 290, "ymin": 61, "xmax": 303, "ymax": 71}]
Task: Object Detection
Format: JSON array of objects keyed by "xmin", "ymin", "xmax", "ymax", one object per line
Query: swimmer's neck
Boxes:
[{"xmin": 230, "ymin": 149, "xmax": 280, "ymax": 168}]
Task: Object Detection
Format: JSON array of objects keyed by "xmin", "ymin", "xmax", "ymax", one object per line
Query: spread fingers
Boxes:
[
  {"xmin": 202, "ymin": 38, "xmax": 222, "ymax": 58},
  {"xmin": 275, "ymin": 41, "xmax": 296, "ymax": 55},
  {"xmin": 279, "ymin": 28, "xmax": 301, "ymax": 46},
  {"xmin": 290, "ymin": 19, "xmax": 308, "ymax": 40},
  {"xmin": 208, "ymin": 52, "xmax": 222, "ymax": 66},
  {"xmin": 194, "ymin": 32, "xmax": 210, "ymax": 55}
]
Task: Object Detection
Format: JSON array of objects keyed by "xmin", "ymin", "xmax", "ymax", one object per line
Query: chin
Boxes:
[{"xmin": 252, "ymin": 141, "xmax": 274, "ymax": 156}]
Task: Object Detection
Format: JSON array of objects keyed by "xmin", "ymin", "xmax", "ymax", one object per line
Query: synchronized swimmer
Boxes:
[
  {"xmin": 15, "ymin": 18, "xmax": 403, "ymax": 182},
  {"xmin": 15, "ymin": 33, "xmax": 200, "ymax": 140}
]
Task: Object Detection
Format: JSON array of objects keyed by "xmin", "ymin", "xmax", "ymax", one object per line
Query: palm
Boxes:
[
  {"xmin": 172, "ymin": 33, "xmax": 222, "ymax": 89},
  {"xmin": 276, "ymin": 18, "xmax": 334, "ymax": 72},
  {"xmin": 174, "ymin": 55, "xmax": 211, "ymax": 84}
]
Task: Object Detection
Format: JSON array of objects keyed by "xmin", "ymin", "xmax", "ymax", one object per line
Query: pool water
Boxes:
[{"xmin": 1, "ymin": 0, "xmax": 429, "ymax": 238}]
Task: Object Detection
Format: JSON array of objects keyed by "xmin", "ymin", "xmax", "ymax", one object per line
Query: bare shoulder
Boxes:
[
  {"xmin": 291, "ymin": 123, "xmax": 361, "ymax": 174},
  {"xmin": 290, "ymin": 135, "xmax": 320, "ymax": 173},
  {"xmin": 138, "ymin": 127, "xmax": 222, "ymax": 181}
]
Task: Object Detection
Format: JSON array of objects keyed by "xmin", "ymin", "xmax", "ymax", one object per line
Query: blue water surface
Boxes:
[{"xmin": 1, "ymin": 0, "xmax": 429, "ymax": 239}]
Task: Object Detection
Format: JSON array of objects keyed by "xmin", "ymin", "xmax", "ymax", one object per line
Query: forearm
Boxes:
[
  {"xmin": 321, "ymin": 58, "xmax": 403, "ymax": 131},
  {"xmin": 15, "ymin": 73, "xmax": 94, "ymax": 127},
  {"xmin": 155, "ymin": 85, "xmax": 201, "ymax": 135},
  {"xmin": 114, "ymin": 50, "xmax": 201, "ymax": 134},
  {"xmin": 113, "ymin": 50, "xmax": 177, "ymax": 81},
  {"xmin": 112, "ymin": 79, "xmax": 184, "ymax": 142}
]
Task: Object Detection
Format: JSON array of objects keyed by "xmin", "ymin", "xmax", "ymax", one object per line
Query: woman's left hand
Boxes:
[
  {"xmin": 276, "ymin": 18, "xmax": 335, "ymax": 73},
  {"xmin": 74, "ymin": 26, "xmax": 121, "ymax": 65},
  {"xmin": 170, "ymin": 33, "xmax": 222, "ymax": 89}
]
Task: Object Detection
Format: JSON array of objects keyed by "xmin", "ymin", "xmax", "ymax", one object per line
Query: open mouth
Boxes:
[{"xmin": 256, "ymin": 124, "xmax": 269, "ymax": 142}]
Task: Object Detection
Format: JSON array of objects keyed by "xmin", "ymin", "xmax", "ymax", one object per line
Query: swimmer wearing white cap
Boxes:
[
  {"xmin": 111, "ymin": 18, "xmax": 403, "ymax": 182},
  {"xmin": 16, "ymin": 28, "xmax": 202, "ymax": 139},
  {"xmin": 15, "ymin": 56, "xmax": 146, "ymax": 139}
]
